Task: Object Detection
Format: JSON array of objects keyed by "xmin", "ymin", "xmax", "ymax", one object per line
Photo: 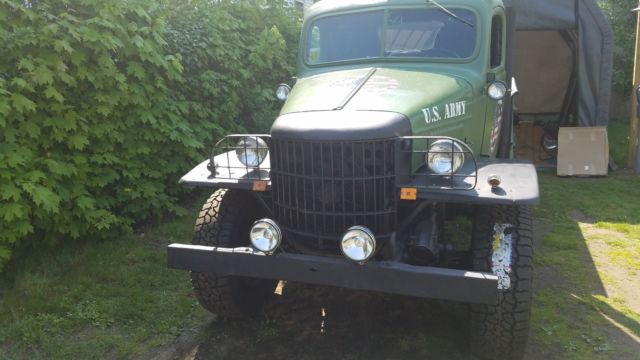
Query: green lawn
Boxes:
[
  {"xmin": 0, "ymin": 206, "xmax": 206, "ymax": 359},
  {"xmin": 0, "ymin": 125, "xmax": 638, "ymax": 359},
  {"xmin": 531, "ymin": 172, "xmax": 640, "ymax": 359},
  {"xmin": 608, "ymin": 118, "xmax": 631, "ymax": 168}
]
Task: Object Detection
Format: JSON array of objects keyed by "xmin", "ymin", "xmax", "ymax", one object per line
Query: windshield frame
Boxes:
[{"xmin": 302, "ymin": 5, "xmax": 482, "ymax": 68}]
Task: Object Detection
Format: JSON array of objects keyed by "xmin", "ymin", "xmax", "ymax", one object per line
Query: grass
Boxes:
[
  {"xmin": 531, "ymin": 172, "xmax": 640, "ymax": 359},
  {"xmin": 608, "ymin": 118, "xmax": 630, "ymax": 167},
  {"xmin": 0, "ymin": 124, "xmax": 638, "ymax": 359},
  {"xmin": 2, "ymin": 176, "xmax": 639, "ymax": 360},
  {"xmin": 0, "ymin": 205, "xmax": 207, "ymax": 359}
]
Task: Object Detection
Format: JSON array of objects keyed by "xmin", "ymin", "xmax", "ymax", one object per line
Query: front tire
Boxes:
[
  {"xmin": 190, "ymin": 189, "xmax": 277, "ymax": 318},
  {"xmin": 469, "ymin": 206, "xmax": 533, "ymax": 360}
]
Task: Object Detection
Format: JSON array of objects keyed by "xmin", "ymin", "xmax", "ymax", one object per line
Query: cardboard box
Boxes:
[{"xmin": 557, "ymin": 127, "xmax": 608, "ymax": 177}]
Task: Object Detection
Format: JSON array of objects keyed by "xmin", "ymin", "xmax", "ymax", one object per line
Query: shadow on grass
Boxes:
[
  {"xmin": 530, "ymin": 173, "xmax": 640, "ymax": 359},
  {"xmin": 186, "ymin": 174, "xmax": 640, "ymax": 360},
  {"xmin": 193, "ymin": 285, "xmax": 475, "ymax": 360},
  {"xmin": 590, "ymin": 297, "xmax": 640, "ymax": 339}
]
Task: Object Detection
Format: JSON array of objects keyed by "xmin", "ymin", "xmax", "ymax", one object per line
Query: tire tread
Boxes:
[
  {"xmin": 190, "ymin": 189, "xmax": 274, "ymax": 318},
  {"xmin": 469, "ymin": 205, "xmax": 533, "ymax": 360}
]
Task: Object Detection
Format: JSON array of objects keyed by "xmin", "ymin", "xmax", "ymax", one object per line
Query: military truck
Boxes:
[{"xmin": 168, "ymin": 0, "xmax": 539, "ymax": 358}]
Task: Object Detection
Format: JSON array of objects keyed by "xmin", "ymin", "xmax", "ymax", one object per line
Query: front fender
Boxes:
[
  {"xmin": 179, "ymin": 134, "xmax": 271, "ymax": 191},
  {"xmin": 396, "ymin": 136, "xmax": 538, "ymax": 206},
  {"xmin": 405, "ymin": 159, "xmax": 540, "ymax": 206}
]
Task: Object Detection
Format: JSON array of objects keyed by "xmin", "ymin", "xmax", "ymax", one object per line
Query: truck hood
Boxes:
[{"xmin": 280, "ymin": 67, "xmax": 473, "ymax": 116}]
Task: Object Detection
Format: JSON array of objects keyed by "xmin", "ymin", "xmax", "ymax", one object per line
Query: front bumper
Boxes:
[{"xmin": 168, "ymin": 244, "xmax": 499, "ymax": 304}]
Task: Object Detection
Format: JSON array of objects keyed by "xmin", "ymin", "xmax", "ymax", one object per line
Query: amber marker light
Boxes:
[
  {"xmin": 252, "ymin": 180, "xmax": 268, "ymax": 192},
  {"xmin": 400, "ymin": 187, "xmax": 417, "ymax": 201}
]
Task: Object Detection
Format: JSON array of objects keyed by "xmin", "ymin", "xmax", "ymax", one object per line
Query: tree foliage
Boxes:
[
  {"xmin": 164, "ymin": 0, "xmax": 299, "ymax": 136},
  {"xmin": 599, "ymin": 0, "xmax": 637, "ymax": 94},
  {"xmin": 0, "ymin": 0, "xmax": 300, "ymax": 270}
]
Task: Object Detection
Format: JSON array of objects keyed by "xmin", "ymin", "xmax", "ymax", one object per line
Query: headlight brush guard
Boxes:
[
  {"xmin": 208, "ymin": 134, "xmax": 272, "ymax": 181},
  {"xmin": 396, "ymin": 136, "xmax": 478, "ymax": 190}
]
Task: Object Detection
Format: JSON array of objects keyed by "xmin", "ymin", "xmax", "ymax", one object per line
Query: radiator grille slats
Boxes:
[{"xmin": 271, "ymin": 139, "xmax": 396, "ymax": 252}]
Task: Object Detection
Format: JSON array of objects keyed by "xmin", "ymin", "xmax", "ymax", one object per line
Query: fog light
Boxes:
[
  {"xmin": 340, "ymin": 226, "xmax": 376, "ymax": 263},
  {"xmin": 250, "ymin": 219, "xmax": 281, "ymax": 253}
]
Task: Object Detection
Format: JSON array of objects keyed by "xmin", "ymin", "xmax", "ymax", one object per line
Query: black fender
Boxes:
[
  {"xmin": 179, "ymin": 154, "xmax": 270, "ymax": 191},
  {"xmin": 406, "ymin": 159, "xmax": 539, "ymax": 206},
  {"xmin": 179, "ymin": 157, "xmax": 273, "ymax": 217},
  {"xmin": 180, "ymin": 134, "xmax": 539, "ymax": 206}
]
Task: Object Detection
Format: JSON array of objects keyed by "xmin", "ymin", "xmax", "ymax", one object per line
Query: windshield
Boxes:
[{"xmin": 306, "ymin": 9, "xmax": 477, "ymax": 64}]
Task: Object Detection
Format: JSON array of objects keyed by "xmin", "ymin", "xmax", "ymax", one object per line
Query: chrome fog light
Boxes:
[
  {"xmin": 250, "ymin": 219, "xmax": 282, "ymax": 253},
  {"xmin": 340, "ymin": 226, "xmax": 376, "ymax": 263}
]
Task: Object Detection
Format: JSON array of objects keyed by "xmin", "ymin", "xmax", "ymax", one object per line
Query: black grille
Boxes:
[{"xmin": 271, "ymin": 138, "xmax": 397, "ymax": 252}]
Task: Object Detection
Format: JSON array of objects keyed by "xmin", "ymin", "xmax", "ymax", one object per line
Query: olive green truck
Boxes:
[{"xmin": 168, "ymin": 0, "xmax": 539, "ymax": 358}]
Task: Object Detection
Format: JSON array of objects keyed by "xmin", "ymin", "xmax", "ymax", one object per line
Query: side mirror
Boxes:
[
  {"xmin": 511, "ymin": 77, "xmax": 519, "ymax": 97},
  {"xmin": 276, "ymin": 84, "xmax": 291, "ymax": 102}
]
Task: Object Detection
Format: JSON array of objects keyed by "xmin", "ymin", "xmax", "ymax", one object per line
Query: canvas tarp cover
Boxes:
[{"xmin": 504, "ymin": 0, "xmax": 613, "ymax": 126}]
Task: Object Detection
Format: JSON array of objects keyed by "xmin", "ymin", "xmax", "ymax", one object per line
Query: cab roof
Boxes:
[{"xmin": 305, "ymin": 0, "xmax": 496, "ymax": 20}]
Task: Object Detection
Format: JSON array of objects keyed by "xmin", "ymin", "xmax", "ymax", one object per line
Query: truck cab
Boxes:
[
  {"xmin": 169, "ymin": 1, "xmax": 538, "ymax": 359},
  {"xmin": 287, "ymin": 0, "xmax": 506, "ymax": 157}
]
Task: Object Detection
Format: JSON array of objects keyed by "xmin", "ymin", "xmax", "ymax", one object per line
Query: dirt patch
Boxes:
[
  {"xmin": 533, "ymin": 220, "xmax": 553, "ymax": 249},
  {"xmin": 572, "ymin": 212, "xmax": 640, "ymax": 314},
  {"xmin": 185, "ymin": 284, "xmax": 476, "ymax": 360},
  {"xmin": 531, "ymin": 220, "xmax": 570, "ymax": 292},
  {"xmin": 586, "ymin": 238, "xmax": 639, "ymax": 306},
  {"xmin": 594, "ymin": 315, "xmax": 640, "ymax": 360},
  {"xmin": 142, "ymin": 318, "xmax": 212, "ymax": 360},
  {"xmin": 568, "ymin": 209, "xmax": 640, "ymax": 357},
  {"xmin": 569, "ymin": 209, "xmax": 596, "ymax": 225}
]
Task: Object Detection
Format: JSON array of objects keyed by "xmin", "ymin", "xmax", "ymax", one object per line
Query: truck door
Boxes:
[{"xmin": 481, "ymin": 10, "xmax": 507, "ymax": 156}]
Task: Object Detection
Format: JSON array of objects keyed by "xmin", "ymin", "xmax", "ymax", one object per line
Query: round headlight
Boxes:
[
  {"xmin": 276, "ymin": 84, "xmax": 291, "ymax": 101},
  {"xmin": 236, "ymin": 137, "xmax": 268, "ymax": 167},
  {"xmin": 250, "ymin": 219, "xmax": 282, "ymax": 253},
  {"xmin": 427, "ymin": 140, "xmax": 465, "ymax": 175},
  {"xmin": 340, "ymin": 226, "xmax": 376, "ymax": 263},
  {"xmin": 488, "ymin": 81, "xmax": 507, "ymax": 100}
]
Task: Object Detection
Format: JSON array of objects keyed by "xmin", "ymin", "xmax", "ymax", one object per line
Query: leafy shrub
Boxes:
[
  {"xmin": 0, "ymin": 0, "xmax": 186, "ymax": 266},
  {"xmin": 163, "ymin": 0, "xmax": 299, "ymax": 135},
  {"xmin": 599, "ymin": 0, "xmax": 637, "ymax": 94},
  {"xmin": 0, "ymin": 0, "xmax": 300, "ymax": 270}
]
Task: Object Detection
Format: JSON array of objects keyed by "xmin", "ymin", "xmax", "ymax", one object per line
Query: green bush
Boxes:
[
  {"xmin": 599, "ymin": 0, "xmax": 637, "ymax": 94},
  {"xmin": 163, "ymin": 0, "xmax": 299, "ymax": 135},
  {"xmin": 0, "ymin": 0, "xmax": 300, "ymax": 270}
]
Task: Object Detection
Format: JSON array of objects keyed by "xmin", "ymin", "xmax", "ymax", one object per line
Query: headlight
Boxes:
[
  {"xmin": 250, "ymin": 219, "xmax": 282, "ymax": 253},
  {"xmin": 340, "ymin": 226, "xmax": 376, "ymax": 263},
  {"xmin": 426, "ymin": 140, "xmax": 465, "ymax": 175},
  {"xmin": 236, "ymin": 137, "xmax": 268, "ymax": 167},
  {"xmin": 488, "ymin": 81, "xmax": 507, "ymax": 100},
  {"xmin": 276, "ymin": 83, "xmax": 291, "ymax": 101}
]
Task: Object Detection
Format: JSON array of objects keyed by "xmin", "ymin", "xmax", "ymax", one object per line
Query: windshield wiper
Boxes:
[{"xmin": 426, "ymin": 0, "xmax": 475, "ymax": 28}]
